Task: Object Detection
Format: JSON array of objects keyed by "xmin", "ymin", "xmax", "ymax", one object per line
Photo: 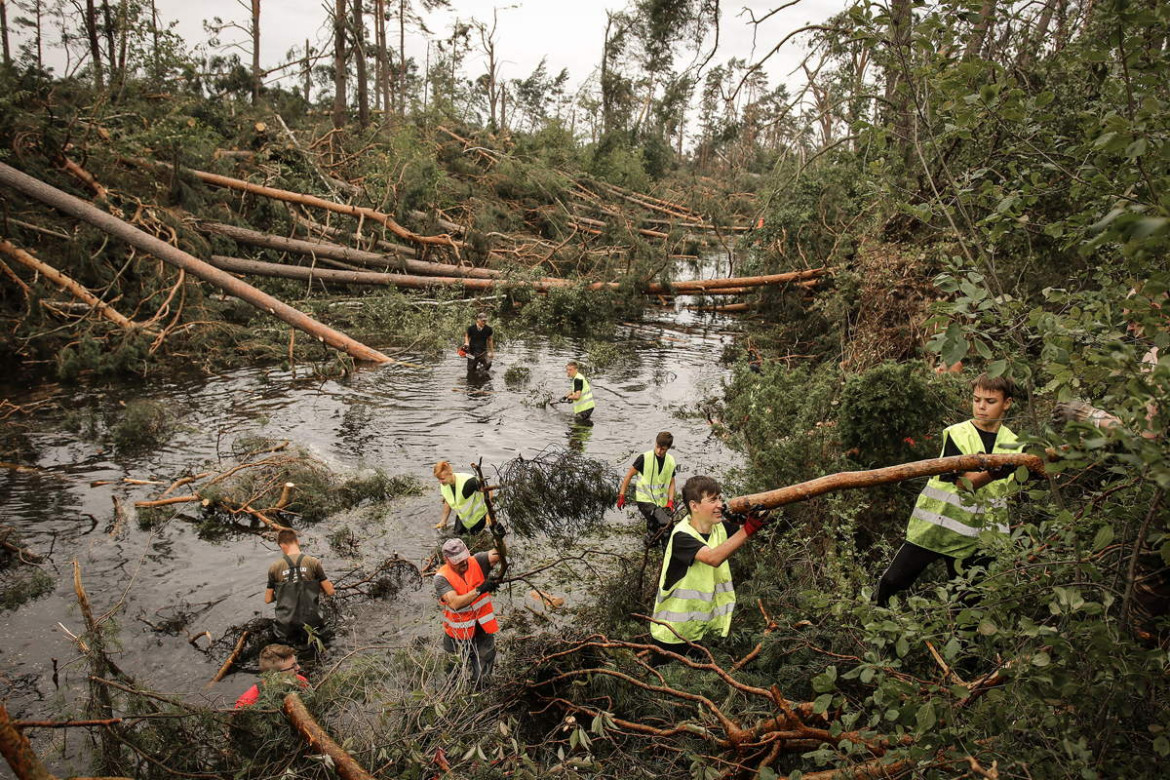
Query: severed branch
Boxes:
[
  {"xmin": 283, "ymin": 693, "xmax": 373, "ymax": 780},
  {"xmin": 206, "ymin": 630, "xmax": 249, "ymax": 688}
]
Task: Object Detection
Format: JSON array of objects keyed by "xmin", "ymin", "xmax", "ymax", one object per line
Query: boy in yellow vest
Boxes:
[
  {"xmin": 649, "ymin": 475, "xmax": 771, "ymax": 662},
  {"xmin": 563, "ymin": 361, "xmax": 595, "ymax": 423},
  {"xmin": 876, "ymin": 373, "xmax": 1021, "ymax": 606},
  {"xmin": 617, "ymin": 431, "xmax": 678, "ymax": 545}
]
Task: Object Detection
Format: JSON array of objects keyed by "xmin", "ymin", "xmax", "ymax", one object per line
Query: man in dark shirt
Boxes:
[
  {"xmin": 265, "ymin": 529, "xmax": 335, "ymax": 645},
  {"xmin": 463, "ymin": 312, "xmax": 494, "ymax": 373}
]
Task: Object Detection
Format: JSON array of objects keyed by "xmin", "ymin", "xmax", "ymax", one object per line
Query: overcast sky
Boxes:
[{"xmin": 149, "ymin": 0, "xmax": 846, "ymax": 97}]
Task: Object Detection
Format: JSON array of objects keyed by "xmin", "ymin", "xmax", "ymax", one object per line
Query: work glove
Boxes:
[
  {"xmin": 492, "ymin": 520, "xmax": 508, "ymax": 537},
  {"xmin": 666, "ymin": 499, "xmax": 674, "ymax": 511},
  {"xmin": 616, "ymin": 494, "xmax": 626, "ymax": 509},
  {"xmin": 986, "ymin": 465, "xmax": 1015, "ymax": 481},
  {"xmin": 478, "ymin": 578, "xmax": 500, "ymax": 595},
  {"xmin": 1053, "ymin": 399, "xmax": 1094, "ymax": 423},
  {"xmin": 740, "ymin": 504, "xmax": 773, "ymax": 537}
]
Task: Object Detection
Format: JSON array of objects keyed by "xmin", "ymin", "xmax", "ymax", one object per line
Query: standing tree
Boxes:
[
  {"xmin": 84, "ymin": 0, "xmax": 104, "ymax": 87},
  {"xmin": 1, "ymin": 0, "xmax": 11, "ymax": 68},
  {"xmin": 351, "ymin": 0, "xmax": 368, "ymax": 127},
  {"xmin": 332, "ymin": 0, "xmax": 347, "ymax": 129}
]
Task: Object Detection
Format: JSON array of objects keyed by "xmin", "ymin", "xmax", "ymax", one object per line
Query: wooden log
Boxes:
[
  {"xmin": 0, "ymin": 241, "xmax": 144, "ymax": 332},
  {"xmin": 182, "ymin": 166, "xmax": 459, "ymax": 251},
  {"xmin": 726, "ymin": 453, "xmax": 1046, "ymax": 514},
  {"xmin": 283, "ymin": 693, "xmax": 374, "ymax": 780},
  {"xmin": 200, "ymin": 221, "xmax": 499, "ymax": 278},
  {"xmin": 0, "ymin": 162, "xmax": 393, "ymax": 365},
  {"xmin": 133, "ymin": 495, "xmax": 200, "ymax": 508},
  {"xmin": 0, "ymin": 526, "xmax": 43, "ymax": 564},
  {"xmin": 207, "ymin": 630, "xmax": 249, "ymax": 687},
  {"xmin": 0, "ymin": 703, "xmax": 56, "ymax": 780},
  {"xmin": 209, "ymin": 255, "xmax": 826, "ymax": 296},
  {"xmin": 686, "ymin": 302, "xmax": 752, "ymax": 313}
]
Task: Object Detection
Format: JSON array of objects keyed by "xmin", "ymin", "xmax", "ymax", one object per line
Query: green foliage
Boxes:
[
  {"xmin": 837, "ymin": 362, "xmax": 961, "ymax": 467},
  {"xmin": 110, "ymin": 400, "xmax": 174, "ymax": 454},
  {"xmin": 0, "ymin": 567, "xmax": 53, "ymax": 611}
]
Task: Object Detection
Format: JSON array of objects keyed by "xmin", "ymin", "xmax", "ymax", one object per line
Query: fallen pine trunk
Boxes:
[
  {"xmin": 0, "ymin": 163, "xmax": 393, "ymax": 365},
  {"xmin": 686, "ymin": 302, "xmax": 752, "ymax": 313},
  {"xmin": 726, "ymin": 453, "xmax": 1046, "ymax": 514},
  {"xmin": 0, "ymin": 240, "xmax": 147, "ymax": 333},
  {"xmin": 209, "ymin": 255, "xmax": 826, "ymax": 295},
  {"xmin": 181, "ymin": 166, "xmax": 459, "ymax": 252},
  {"xmin": 201, "ymin": 222, "xmax": 499, "ymax": 278},
  {"xmin": 661, "ymin": 268, "xmax": 826, "ymax": 293},
  {"xmin": 283, "ymin": 693, "xmax": 373, "ymax": 780}
]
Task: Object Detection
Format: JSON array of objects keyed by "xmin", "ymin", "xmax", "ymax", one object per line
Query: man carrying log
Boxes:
[
  {"xmin": 617, "ymin": 431, "xmax": 678, "ymax": 545},
  {"xmin": 435, "ymin": 538, "xmax": 502, "ymax": 685},
  {"xmin": 234, "ymin": 644, "xmax": 309, "ymax": 708},
  {"xmin": 461, "ymin": 311, "xmax": 494, "ymax": 373},
  {"xmin": 649, "ymin": 475, "xmax": 772, "ymax": 663},
  {"xmin": 563, "ymin": 361, "xmax": 595, "ymax": 423},
  {"xmin": 434, "ymin": 460, "xmax": 488, "ymax": 535},
  {"xmin": 876, "ymin": 373, "xmax": 1022, "ymax": 607},
  {"xmin": 265, "ymin": 530, "xmax": 335, "ymax": 645}
]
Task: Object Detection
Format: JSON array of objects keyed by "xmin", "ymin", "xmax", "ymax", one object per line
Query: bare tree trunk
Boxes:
[
  {"xmin": 333, "ymin": 0, "xmax": 347, "ymax": 130},
  {"xmin": 0, "ymin": 162, "xmax": 393, "ymax": 364},
  {"xmin": 885, "ymin": 0, "xmax": 913, "ymax": 171},
  {"xmin": 251, "ymin": 0, "xmax": 261, "ymax": 105},
  {"xmin": 397, "ymin": 0, "xmax": 405, "ymax": 116},
  {"xmin": 303, "ymin": 38, "xmax": 311, "ymax": 102},
  {"xmin": 0, "ymin": 0, "xmax": 11, "ymax": 68},
  {"xmin": 101, "ymin": 0, "xmax": 116, "ymax": 84},
  {"xmin": 284, "ymin": 694, "xmax": 374, "ymax": 780},
  {"xmin": 726, "ymin": 453, "xmax": 1046, "ymax": 514},
  {"xmin": 149, "ymin": 0, "xmax": 159, "ymax": 77},
  {"xmin": 352, "ymin": 0, "xmax": 368, "ymax": 127},
  {"xmin": 116, "ymin": 0, "xmax": 128, "ymax": 81},
  {"xmin": 374, "ymin": 0, "xmax": 387, "ymax": 113},
  {"xmin": 85, "ymin": 0, "xmax": 104, "ymax": 88}
]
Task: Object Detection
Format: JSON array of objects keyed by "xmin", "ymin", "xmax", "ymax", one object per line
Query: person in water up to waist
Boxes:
[
  {"xmin": 617, "ymin": 431, "xmax": 678, "ymax": 546},
  {"xmin": 649, "ymin": 475, "xmax": 773, "ymax": 663},
  {"xmin": 435, "ymin": 537, "xmax": 501, "ymax": 685},
  {"xmin": 876, "ymin": 372, "xmax": 1024, "ymax": 607},
  {"xmin": 562, "ymin": 360, "xmax": 595, "ymax": 423},
  {"xmin": 463, "ymin": 311, "xmax": 494, "ymax": 373},
  {"xmin": 265, "ymin": 529, "xmax": 335, "ymax": 645},
  {"xmin": 433, "ymin": 460, "xmax": 488, "ymax": 535}
]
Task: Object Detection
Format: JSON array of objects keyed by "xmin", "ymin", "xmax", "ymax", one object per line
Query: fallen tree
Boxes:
[
  {"xmin": 0, "ymin": 162, "xmax": 393, "ymax": 365},
  {"xmin": 208, "ymin": 255, "xmax": 828, "ymax": 295},
  {"xmin": 283, "ymin": 693, "xmax": 374, "ymax": 780},
  {"xmin": 726, "ymin": 452, "xmax": 1046, "ymax": 514},
  {"xmin": 200, "ymin": 221, "xmax": 500, "ymax": 278}
]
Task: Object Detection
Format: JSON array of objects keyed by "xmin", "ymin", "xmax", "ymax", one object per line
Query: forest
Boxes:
[{"xmin": 0, "ymin": 0, "xmax": 1167, "ymax": 778}]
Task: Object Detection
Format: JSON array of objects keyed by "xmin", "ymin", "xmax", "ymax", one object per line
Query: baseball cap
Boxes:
[{"xmin": 442, "ymin": 538, "xmax": 470, "ymax": 563}]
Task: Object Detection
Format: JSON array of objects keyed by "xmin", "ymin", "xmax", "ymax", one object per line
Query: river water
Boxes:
[{"xmin": 0, "ymin": 303, "xmax": 743, "ymax": 743}]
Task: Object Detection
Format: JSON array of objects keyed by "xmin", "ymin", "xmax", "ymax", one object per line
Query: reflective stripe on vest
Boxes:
[
  {"xmin": 905, "ymin": 420, "xmax": 1019, "ymax": 557},
  {"xmin": 650, "ymin": 518, "xmax": 735, "ymax": 644},
  {"xmin": 441, "ymin": 473, "xmax": 488, "ymax": 530},
  {"xmin": 437, "ymin": 556, "xmax": 499, "ymax": 639},
  {"xmin": 635, "ymin": 451, "xmax": 675, "ymax": 506},
  {"xmin": 572, "ymin": 373, "xmax": 595, "ymax": 414}
]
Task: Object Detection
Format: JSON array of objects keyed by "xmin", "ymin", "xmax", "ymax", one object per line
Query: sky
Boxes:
[{"xmin": 151, "ymin": 0, "xmax": 847, "ymax": 97}]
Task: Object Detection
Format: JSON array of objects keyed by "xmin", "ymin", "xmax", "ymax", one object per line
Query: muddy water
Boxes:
[{"xmin": 0, "ymin": 306, "xmax": 742, "ymax": 729}]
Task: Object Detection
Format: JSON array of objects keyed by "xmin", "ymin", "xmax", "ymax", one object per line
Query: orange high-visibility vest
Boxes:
[{"xmin": 437, "ymin": 556, "xmax": 499, "ymax": 640}]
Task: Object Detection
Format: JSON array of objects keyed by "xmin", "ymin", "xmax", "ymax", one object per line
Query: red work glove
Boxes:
[
  {"xmin": 666, "ymin": 499, "xmax": 674, "ymax": 511},
  {"xmin": 741, "ymin": 505, "xmax": 773, "ymax": 537},
  {"xmin": 616, "ymin": 494, "xmax": 626, "ymax": 509}
]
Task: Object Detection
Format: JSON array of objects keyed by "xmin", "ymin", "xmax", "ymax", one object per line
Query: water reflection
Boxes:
[{"xmin": 567, "ymin": 419, "xmax": 594, "ymax": 452}]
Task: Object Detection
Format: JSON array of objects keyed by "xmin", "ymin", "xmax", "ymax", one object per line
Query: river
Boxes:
[{"xmin": 0, "ymin": 302, "xmax": 743, "ymax": 763}]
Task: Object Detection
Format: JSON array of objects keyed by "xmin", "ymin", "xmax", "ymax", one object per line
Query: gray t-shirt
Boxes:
[{"xmin": 434, "ymin": 552, "xmax": 494, "ymax": 600}]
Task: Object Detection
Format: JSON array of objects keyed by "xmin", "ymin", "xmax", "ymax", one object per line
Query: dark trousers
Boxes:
[
  {"xmin": 648, "ymin": 637, "xmax": 708, "ymax": 667},
  {"xmin": 574, "ymin": 407, "xmax": 594, "ymax": 423},
  {"xmin": 443, "ymin": 627, "xmax": 496, "ymax": 684},
  {"xmin": 638, "ymin": 501, "xmax": 672, "ymax": 546},
  {"xmin": 876, "ymin": 540, "xmax": 991, "ymax": 607},
  {"xmin": 467, "ymin": 351, "xmax": 491, "ymax": 372}
]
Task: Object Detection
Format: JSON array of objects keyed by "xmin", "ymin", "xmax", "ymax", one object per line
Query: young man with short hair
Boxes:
[
  {"xmin": 434, "ymin": 538, "xmax": 501, "ymax": 684},
  {"xmin": 876, "ymin": 373, "xmax": 1022, "ymax": 606},
  {"xmin": 265, "ymin": 529, "xmax": 335, "ymax": 644},
  {"xmin": 234, "ymin": 643, "xmax": 309, "ymax": 708},
  {"xmin": 433, "ymin": 460, "xmax": 488, "ymax": 535},
  {"xmin": 463, "ymin": 312, "xmax": 494, "ymax": 373},
  {"xmin": 563, "ymin": 361, "xmax": 595, "ymax": 423},
  {"xmin": 617, "ymin": 431, "xmax": 678, "ymax": 544},
  {"xmin": 649, "ymin": 475, "xmax": 771, "ymax": 661}
]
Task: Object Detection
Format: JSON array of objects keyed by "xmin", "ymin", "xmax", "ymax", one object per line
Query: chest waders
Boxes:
[{"xmin": 274, "ymin": 553, "xmax": 323, "ymax": 642}]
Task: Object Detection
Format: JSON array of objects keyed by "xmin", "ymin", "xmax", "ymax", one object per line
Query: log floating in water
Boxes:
[
  {"xmin": 726, "ymin": 453, "xmax": 1046, "ymax": 513},
  {"xmin": 0, "ymin": 162, "xmax": 393, "ymax": 365}
]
